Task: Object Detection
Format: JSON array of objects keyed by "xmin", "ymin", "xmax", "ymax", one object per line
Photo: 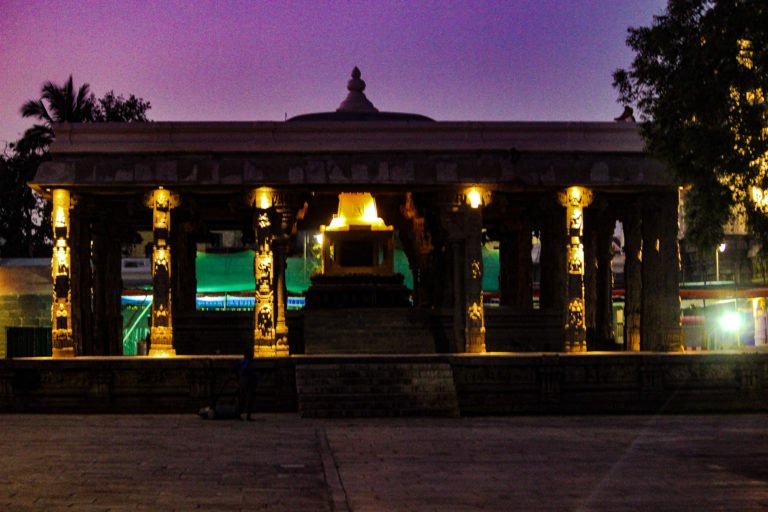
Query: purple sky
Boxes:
[{"xmin": 0, "ymin": 0, "xmax": 666, "ymax": 147}]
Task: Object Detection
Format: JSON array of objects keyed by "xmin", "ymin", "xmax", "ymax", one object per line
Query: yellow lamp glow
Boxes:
[
  {"xmin": 253, "ymin": 187, "xmax": 274, "ymax": 210},
  {"xmin": 324, "ymin": 193, "xmax": 389, "ymax": 231},
  {"xmin": 467, "ymin": 188, "xmax": 483, "ymax": 209}
]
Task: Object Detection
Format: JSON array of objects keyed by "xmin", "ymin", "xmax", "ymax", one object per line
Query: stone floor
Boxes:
[{"xmin": 1, "ymin": 414, "xmax": 767, "ymax": 511}]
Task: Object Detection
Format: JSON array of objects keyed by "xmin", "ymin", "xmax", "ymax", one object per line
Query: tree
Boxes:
[
  {"xmin": 614, "ymin": 0, "xmax": 768, "ymax": 251},
  {"xmin": 15, "ymin": 76, "xmax": 152, "ymax": 156},
  {"xmin": 0, "ymin": 77, "xmax": 152, "ymax": 257},
  {"xmin": 16, "ymin": 75, "xmax": 95, "ymax": 156},
  {"xmin": 0, "ymin": 149, "xmax": 51, "ymax": 257},
  {"xmin": 94, "ymin": 91, "xmax": 151, "ymax": 123}
]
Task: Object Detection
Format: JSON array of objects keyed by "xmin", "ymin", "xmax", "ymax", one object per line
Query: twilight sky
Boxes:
[{"xmin": 0, "ymin": 0, "xmax": 666, "ymax": 147}]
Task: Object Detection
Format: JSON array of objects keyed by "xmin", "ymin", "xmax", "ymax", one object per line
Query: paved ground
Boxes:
[{"xmin": 1, "ymin": 414, "xmax": 767, "ymax": 511}]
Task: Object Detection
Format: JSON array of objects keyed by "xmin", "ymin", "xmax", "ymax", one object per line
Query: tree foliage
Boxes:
[
  {"xmin": 614, "ymin": 0, "xmax": 768, "ymax": 251},
  {"xmin": 14, "ymin": 76, "xmax": 152, "ymax": 157},
  {"xmin": 94, "ymin": 91, "xmax": 151, "ymax": 123},
  {"xmin": 0, "ymin": 76, "xmax": 151, "ymax": 257},
  {"xmin": 0, "ymin": 150, "xmax": 51, "ymax": 257}
]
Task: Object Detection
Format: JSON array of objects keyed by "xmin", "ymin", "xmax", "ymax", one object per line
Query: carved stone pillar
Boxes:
[
  {"xmin": 147, "ymin": 187, "xmax": 179, "ymax": 357},
  {"xmin": 399, "ymin": 193, "xmax": 434, "ymax": 308},
  {"xmin": 558, "ymin": 187, "xmax": 593, "ymax": 353},
  {"xmin": 51, "ymin": 189, "xmax": 74, "ymax": 358},
  {"xmin": 253, "ymin": 207, "xmax": 276, "ymax": 356}
]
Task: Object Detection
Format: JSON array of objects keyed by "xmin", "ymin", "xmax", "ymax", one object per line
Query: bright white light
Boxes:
[
  {"xmin": 718, "ymin": 243, "xmax": 727, "ymax": 253},
  {"xmin": 314, "ymin": 233, "xmax": 324, "ymax": 245},
  {"xmin": 719, "ymin": 311, "xmax": 741, "ymax": 332}
]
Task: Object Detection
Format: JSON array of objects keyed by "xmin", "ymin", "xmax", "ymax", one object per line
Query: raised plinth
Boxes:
[{"xmin": 305, "ymin": 274, "xmax": 410, "ymax": 308}]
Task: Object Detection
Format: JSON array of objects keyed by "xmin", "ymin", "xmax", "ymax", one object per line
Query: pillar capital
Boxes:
[
  {"xmin": 143, "ymin": 187, "xmax": 181, "ymax": 210},
  {"xmin": 558, "ymin": 186, "xmax": 593, "ymax": 209}
]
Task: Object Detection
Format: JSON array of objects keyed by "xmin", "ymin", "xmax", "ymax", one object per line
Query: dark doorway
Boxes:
[{"xmin": 6, "ymin": 327, "xmax": 52, "ymax": 358}]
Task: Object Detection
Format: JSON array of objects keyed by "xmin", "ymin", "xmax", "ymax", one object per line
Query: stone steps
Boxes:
[
  {"xmin": 303, "ymin": 308, "xmax": 435, "ymax": 354},
  {"xmin": 295, "ymin": 362, "xmax": 459, "ymax": 417}
]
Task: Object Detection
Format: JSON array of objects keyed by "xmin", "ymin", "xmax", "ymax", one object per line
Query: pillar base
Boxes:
[
  {"xmin": 464, "ymin": 329, "xmax": 486, "ymax": 353},
  {"xmin": 254, "ymin": 343, "xmax": 277, "ymax": 357},
  {"xmin": 148, "ymin": 345, "xmax": 176, "ymax": 357},
  {"xmin": 52, "ymin": 347, "xmax": 75, "ymax": 358},
  {"xmin": 565, "ymin": 340, "xmax": 587, "ymax": 353}
]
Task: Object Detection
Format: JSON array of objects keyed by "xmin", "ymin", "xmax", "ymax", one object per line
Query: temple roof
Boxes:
[{"xmin": 288, "ymin": 67, "xmax": 434, "ymax": 122}]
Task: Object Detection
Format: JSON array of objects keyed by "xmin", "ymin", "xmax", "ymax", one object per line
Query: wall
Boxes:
[
  {"xmin": 0, "ymin": 294, "xmax": 51, "ymax": 357},
  {"xmin": 1, "ymin": 353, "xmax": 767, "ymax": 414}
]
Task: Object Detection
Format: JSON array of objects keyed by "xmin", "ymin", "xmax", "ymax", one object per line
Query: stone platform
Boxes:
[{"xmin": 2, "ymin": 352, "xmax": 768, "ymax": 415}]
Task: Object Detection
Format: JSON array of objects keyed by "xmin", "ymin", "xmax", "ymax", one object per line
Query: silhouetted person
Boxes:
[{"xmin": 235, "ymin": 348, "xmax": 256, "ymax": 420}]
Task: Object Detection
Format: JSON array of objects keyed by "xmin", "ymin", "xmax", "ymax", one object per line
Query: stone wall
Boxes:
[
  {"xmin": 0, "ymin": 357, "xmax": 296, "ymax": 413},
  {"xmin": 0, "ymin": 294, "xmax": 51, "ymax": 358},
  {"xmin": 1, "ymin": 353, "xmax": 767, "ymax": 414}
]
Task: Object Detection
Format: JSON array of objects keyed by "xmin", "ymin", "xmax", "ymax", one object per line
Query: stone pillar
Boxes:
[
  {"xmin": 538, "ymin": 195, "xmax": 566, "ymax": 317},
  {"xmin": 272, "ymin": 204, "xmax": 295, "ymax": 357},
  {"xmin": 595, "ymin": 206, "xmax": 615, "ymax": 345},
  {"xmin": 92, "ymin": 211, "xmax": 124, "ymax": 355},
  {"xmin": 399, "ymin": 192, "xmax": 434, "ymax": 308},
  {"xmin": 69, "ymin": 197, "xmax": 93, "ymax": 356},
  {"xmin": 584, "ymin": 199, "xmax": 615, "ymax": 349},
  {"xmin": 463, "ymin": 205, "xmax": 486, "ymax": 353},
  {"xmin": 171, "ymin": 220, "xmax": 198, "ymax": 319},
  {"xmin": 558, "ymin": 187, "xmax": 593, "ymax": 353},
  {"xmin": 51, "ymin": 189, "xmax": 74, "ymax": 358},
  {"xmin": 499, "ymin": 209, "xmax": 533, "ymax": 310},
  {"xmin": 435, "ymin": 189, "xmax": 487, "ymax": 353},
  {"xmin": 148, "ymin": 187, "xmax": 179, "ymax": 357},
  {"xmin": 622, "ymin": 197, "xmax": 642, "ymax": 352},
  {"xmin": 641, "ymin": 191, "xmax": 682, "ymax": 351}
]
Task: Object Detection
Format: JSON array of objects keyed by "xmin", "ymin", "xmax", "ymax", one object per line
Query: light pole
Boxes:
[{"xmin": 715, "ymin": 242, "xmax": 726, "ymax": 281}]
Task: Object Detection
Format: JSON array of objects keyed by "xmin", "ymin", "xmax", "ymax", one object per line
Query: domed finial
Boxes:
[
  {"xmin": 337, "ymin": 67, "xmax": 378, "ymax": 113},
  {"xmin": 347, "ymin": 66, "xmax": 365, "ymax": 93}
]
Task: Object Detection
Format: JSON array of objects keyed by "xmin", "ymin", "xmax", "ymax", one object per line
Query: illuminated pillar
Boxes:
[
  {"xmin": 251, "ymin": 188, "xmax": 277, "ymax": 356},
  {"xmin": 559, "ymin": 186, "xmax": 593, "ymax": 353},
  {"xmin": 51, "ymin": 189, "xmax": 74, "ymax": 358},
  {"xmin": 253, "ymin": 209, "xmax": 276, "ymax": 356},
  {"xmin": 464, "ymin": 187, "xmax": 487, "ymax": 353},
  {"xmin": 148, "ymin": 187, "xmax": 178, "ymax": 357}
]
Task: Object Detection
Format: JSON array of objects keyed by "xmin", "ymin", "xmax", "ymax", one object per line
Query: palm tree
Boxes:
[{"xmin": 16, "ymin": 75, "xmax": 95, "ymax": 155}]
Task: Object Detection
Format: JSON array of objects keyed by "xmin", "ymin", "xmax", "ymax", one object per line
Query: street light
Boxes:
[{"xmin": 715, "ymin": 242, "xmax": 726, "ymax": 281}]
